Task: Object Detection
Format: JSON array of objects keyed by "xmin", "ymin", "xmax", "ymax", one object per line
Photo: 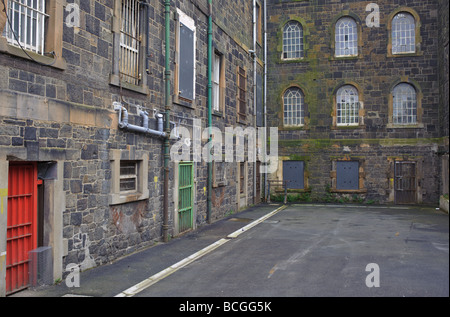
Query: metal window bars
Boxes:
[
  {"xmin": 4, "ymin": 0, "xmax": 48, "ymax": 55},
  {"xmin": 120, "ymin": 0, "xmax": 141, "ymax": 86}
]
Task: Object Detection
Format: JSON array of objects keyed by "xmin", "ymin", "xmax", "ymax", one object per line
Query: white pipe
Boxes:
[
  {"xmin": 117, "ymin": 105, "xmax": 167, "ymax": 138},
  {"xmin": 253, "ymin": 0, "xmax": 257, "ymax": 204},
  {"xmin": 263, "ymin": 0, "xmax": 268, "ymax": 201}
]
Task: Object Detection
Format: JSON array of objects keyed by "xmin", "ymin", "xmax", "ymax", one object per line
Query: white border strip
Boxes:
[{"xmin": 115, "ymin": 205, "xmax": 286, "ymax": 297}]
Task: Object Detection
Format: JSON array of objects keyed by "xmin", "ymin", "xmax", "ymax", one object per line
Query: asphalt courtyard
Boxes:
[
  {"xmin": 10, "ymin": 203, "xmax": 449, "ymax": 298},
  {"xmin": 135, "ymin": 204, "xmax": 449, "ymax": 297}
]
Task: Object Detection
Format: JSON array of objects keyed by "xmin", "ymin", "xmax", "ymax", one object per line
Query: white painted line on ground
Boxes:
[{"xmin": 115, "ymin": 205, "xmax": 287, "ymax": 297}]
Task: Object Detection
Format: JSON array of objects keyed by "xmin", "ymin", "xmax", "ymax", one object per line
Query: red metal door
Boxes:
[{"xmin": 6, "ymin": 162, "xmax": 38, "ymax": 294}]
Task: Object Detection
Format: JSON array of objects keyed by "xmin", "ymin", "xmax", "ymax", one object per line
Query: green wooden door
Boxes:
[{"xmin": 178, "ymin": 162, "xmax": 194, "ymax": 233}]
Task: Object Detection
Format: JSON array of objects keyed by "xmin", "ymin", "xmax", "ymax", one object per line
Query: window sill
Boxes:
[
  {"xmin": 280, "ymin": 125, "xmax": 307, "ymax": 131},
  {"xmin": 0, "ymin": 39, "xmax": 67, "ymax": 70},
  {"xmin": 173, "ymin": 95, "xmax": 195, "ymax": 109},
  {"xmin": 387, "ymin": 51, "xmax": 423, "ymax": 58},
  {"xmin": 387, "ymin": 123, "xmax": 424, "ymax": 129},
  {"xmin": 109, "ymin": 74, "xmax": 148, "ymax": 95},
  {"xmin": 212, "ymin": 110, "xmax": 223, "ymax": 118},
  {"xmin": 109, "ymin": 191, "xmax": 149, "ymax": 206},
  {"xmin": 330, "ymin": 188, "xmax": 367, "ymax": 194},
  {"xmin": 279, "ymin": 57, "xmax": 309, "ymax": 64},
  {"xmin": 329, "ymin": 55, "xmax": 361, "ymax": 61},
  {"xmin": 332, "ymin": 124, "xmax": 365, "ymax": 130}
]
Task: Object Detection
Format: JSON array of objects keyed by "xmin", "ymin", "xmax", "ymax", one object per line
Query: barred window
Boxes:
[
  {"xmin": 4, "ymin": 0, "xmax": 48, "ymax": 55},
  {"xmin": 392, "ymin": 12, "xmax": 416, "ymax": 54},
  {"xmin": 283, "ymin": 87, "xmax": 305, "ymax": 127},
  {"xmin": 120, "ymin": 0, "xmax": 141, "ymax": 86},
  {"xmin": 119, "ymin": 161, "xmax": 138, "ymax": 193},
  {"xmin": 393, "ymin": 83, "xmax": 417, "ymax": 125},
  {"xmin": 282, "ymin": 21, "xmax": 303, "ymax": 60},
  {"xmin": 335, "ymin": 17, "xmax": 358, "ymax": 57},
  {"xmin": 336, "ymin": 85, "xmax": 359, "ymax": 126}
]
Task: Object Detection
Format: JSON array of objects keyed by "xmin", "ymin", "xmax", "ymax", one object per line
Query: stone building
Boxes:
[
  {"xmin": 0, "ymin": 0, "xmax": 263, "ymax": 295},
  {"xmin": 266, "ymin": 0, "xmax": 449, "ymax": 206},
  {"xmin": 0, "ymin": 0, "xmax": 448, "ymax": 297}
]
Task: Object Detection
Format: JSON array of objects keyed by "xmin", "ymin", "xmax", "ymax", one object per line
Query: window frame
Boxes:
[
  {"xmin": 334, "ymin": 17, "xmax": 358, "ymax": 58},
  {"xmin": 391, "ymin": 12, "xmax": 416, "ymax": 55},
  {"xmin": 0, "ymin": 0, "xmax": 66, "ymax": 69},
  {"xmin": 283, "ymin": 87, "xmax": 305, "ymax": 127},
  {"xmin": 109, "ymin": 149, "xmax": 149, "ymax": 206},
  {"xmin": 174, "ymin": 8, "xmax": 196, "ymax": 106},
  {"xmin": 236, "ymin": 66, "xmax": 247, "ymax": 122},
  {"xmin": 335, "ymin": 85, "xmax": 360, "ymax": 127},
  {"xmin": 110, "ymin": 0, "xmax": 148, "ymax": 94},
  {"xmin": 212, "ymin": 51, "xmax": 225, "ymax": 115},
  {"xmin": 392, "ymin": 83, "xmax": 417, "ymax": 125},
  {"xmin": 282, "ymin": 20, "xmax": 304, "ymax": 60},
  {"xmin": 387, "ymin": 8, "xmax": 422, "ymax": 58},
  {"xmin": 388, "ymin": 80, "xmax": 423, "ymax": 128}
]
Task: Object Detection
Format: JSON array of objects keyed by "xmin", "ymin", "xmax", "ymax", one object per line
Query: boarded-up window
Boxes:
[
  {"xmin": 237, "ymin": 67, "xmax": 247, "ymax": 121},
  {"xmin": 177, "ymin": 10, "xmax": 196, "ymax": 101},
  {"xmin": 336, "ymin": 161, "xmax": 359, "ymax": 190},
  {"xmin": 256, "ymin": 73, "xmax": 263, "ymax": 127},
  {"xmin": 283, "ymin": 161, "xmax": 304, "ymax": 189}
]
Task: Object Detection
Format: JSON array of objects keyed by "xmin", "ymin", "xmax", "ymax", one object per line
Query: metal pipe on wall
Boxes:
[{"xmin": 163, "ymin": 0, "xmax": 171, "ymax": 242}]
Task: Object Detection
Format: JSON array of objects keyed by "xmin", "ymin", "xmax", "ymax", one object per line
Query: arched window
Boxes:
[
  {"xmin": 392, "ymin": 83, "xmax": 417, "ymax": 125},
  {"xmin": 282, "ymin": 21, "xmax": 304, "ymax": 60},
  {"xmin": 336, "ymin": 85, "xmax": 359, "ymax": 126},
  {"xmin": 283, "ymin": 87, "xmax": 305, "ymax": 126},
  {"xmin": 335, "ymin": 17, "xmax": 358, "ymax": 57},
  {"xmin": 392, "ymin": 12, "xmax": 416, "ymax": 54}
]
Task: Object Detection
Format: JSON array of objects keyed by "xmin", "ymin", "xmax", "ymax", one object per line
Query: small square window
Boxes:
[{"xmin": 119, "ymin": 161, "xmax": 138, "ymax": 192}]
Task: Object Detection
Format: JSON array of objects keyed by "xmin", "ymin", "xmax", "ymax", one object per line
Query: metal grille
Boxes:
[
  {"xmin": 393, "ymin": 83, "xmax": 417, "ymax": 125},
  {"xmin": 283, "ymin": 87, "xmax": 305, "ymax": 126},
  {"xmin": 392, "ymin": 12, "xmax": 416, "ymax": 54},
  {"xmin": 282, "ymin": 20, "xmax": 303, "ymax": 59},
  {"xmin": 178, "ymin": 163, "xmax": 193, "ymax": 233},
  {"xmin": 395, "ymin": 162, "xmax": 416, "ymax": 204},
  {"xmin": 6, "ymin": 163, "xmax": 38, "ymax": 294},
  {"xmin": 29, "ymin": 246, "xmax": 53, "ymax": 287},
  {"xmin": 120, "ymin": 0, "xmax": 141, "ymax": 85},
  {"xmin": 4, "ymin": 0, "xmax": 48, "ymax": 54},
  {"xmin": 335, "ymin": 17, "xmax": 358, "ymax": 57},
  {"xmin": 119, "ymin": 161, "xmax": 137, "ymax": 192},
  {"xmin": 336, "ymin": 85, "xmax": 359, "ymax": 126}
]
